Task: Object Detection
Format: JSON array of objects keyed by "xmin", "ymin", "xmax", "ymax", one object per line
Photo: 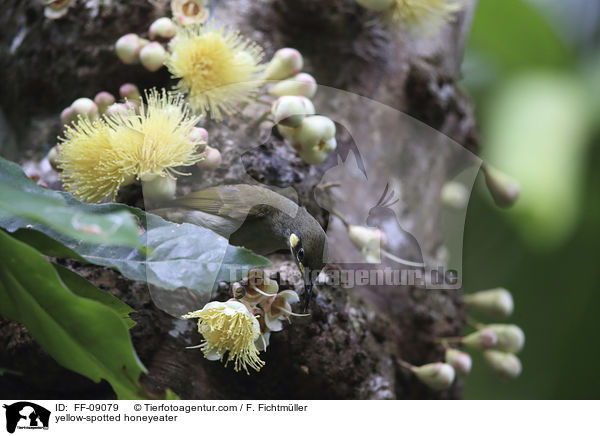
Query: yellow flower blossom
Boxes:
[
  {"xmin": 385, "ymin": 0, "xmax": 462, "ymax": 35},
  {"xmin": 166, "ymin": 24, "xmax": 264, "ymax": 119},
  {"xmin": 183, "ymin": 300, "xmax": 264, "ymax": 373},
  {"xmin": 58, "ymin": 89, "xmax": 204, "ymax": 202}
]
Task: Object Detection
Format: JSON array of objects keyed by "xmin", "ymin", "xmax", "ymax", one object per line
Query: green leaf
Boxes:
[
  {"xmin": 0, "ymin": 230, "xmax": 147, "ymax": 399},
  {"xmin": 467, "ymin": 0, "xmax": 572, "ymax": 75},
  {"xmin": 0, "ymin": 158, "xmax": 140, "ymax": 247},
  {"xmin": 0, "ymin": 156, "xmax": 269, "ymax": 314},
  {"xmin": 53, "ymin": 264, "xmax": 136, "ymax": 329}
]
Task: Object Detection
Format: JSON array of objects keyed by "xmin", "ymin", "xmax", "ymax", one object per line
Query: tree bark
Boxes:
[{"xmin": 0, "ymin": 0, "xmax": 479, "ymax": 399}]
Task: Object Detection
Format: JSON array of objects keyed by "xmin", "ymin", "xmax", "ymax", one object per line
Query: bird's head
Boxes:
[{"xmin": 288, "ymin": 208, "xmax": 327, "ymax": 312}]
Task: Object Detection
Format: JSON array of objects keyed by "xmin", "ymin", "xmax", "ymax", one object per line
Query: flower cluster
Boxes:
[
  {"xmin": 356, "ymin": 0, "xmax": 463, "ymax": 35},
  {"xmin": 183, "ymin": 300, "xmax": 264, "ymax": 373},
  {"xmin": 266, "ymin": 48, "xmax": 338, "ymax": 165},
  {"xmin": 57, "ymin": 89, "xmax": 205, "ymax": 202},
  {"xmin": 182, "ymin": 269, "xmax": 306, "ymax": 373},
  {"xmin": 167, "ymin": 24, "xmax": 265, "ymax": 119}
]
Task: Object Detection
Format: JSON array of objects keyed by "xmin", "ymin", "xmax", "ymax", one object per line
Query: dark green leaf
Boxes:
[
  {"xmin": 53, "ymin": 264, "xmax": 136, "ymax": 329},
  {"xmin": 0, "ymin": 231, "xmax": 147, "ymax": 399},
  {"xmin": 0, "ymin": 157, "xmax": 140, "ymax": 247}
]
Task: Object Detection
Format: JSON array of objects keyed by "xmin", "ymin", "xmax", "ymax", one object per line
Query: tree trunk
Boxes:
[{"xmin": 0, "ymin": 0, "xmax": 479, "ymax": 399}]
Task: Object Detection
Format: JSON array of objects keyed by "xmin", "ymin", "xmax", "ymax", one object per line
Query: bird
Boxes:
[{"xmin": 152, "ymin": 184, "xmax": 327, "ymax": 311}]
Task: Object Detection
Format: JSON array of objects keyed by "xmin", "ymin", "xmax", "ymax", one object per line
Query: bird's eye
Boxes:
[{"xmin": 297, "ymin": 248, "xmax": 304, "ymax": 263}]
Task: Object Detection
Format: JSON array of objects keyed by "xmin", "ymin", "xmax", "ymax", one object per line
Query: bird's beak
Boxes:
[{"xmin": 302, "ymin": 271, "xmax": 313, "ymax": 313}]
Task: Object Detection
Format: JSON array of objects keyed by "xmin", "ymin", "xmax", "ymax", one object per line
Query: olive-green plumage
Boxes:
[{"xmin": 152, "ymin": 184, "xmax": 327, "ymax": 310}]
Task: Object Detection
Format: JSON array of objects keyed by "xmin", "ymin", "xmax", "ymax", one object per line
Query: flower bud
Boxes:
[
  {"xmin": 483, "ymin": 164, "xmax": 520, "ymax": 208},
  {"xmin": 104, "ymin": 103, "xmax": 130, "ymax": 118},
  {"xmin": 70, "ymin": 98, "xmax": 98, "ymax": 120},
  {"xmin": 60, "ymin": 107, "xmax": 75, "ymax": 126},
  {"xmin": 232, "ymin": 282, "xmax": 246, "ymax": 299},
  {"xmin": 356, "ymin": 0, "xmax": 395, "ymax": 11},
  {"xmin": 483, "ymin": 350, "xmax": 522, "ymax": 380},
  {"xmin": 93, "ymin": 92, "xmax": 116, "ymax": 114},
  {"xmin": 149, "ymin": 17, "xmax": 176, "ymax": 39},
  {"xmin": 115, "ymin": 33, "xmax": 143, "ymax": 64},
  {"xmin": 119, "ymin": 83, "xmax": 141, "ymax": 102},
  {"xmin": 197, "ymin": 146, "xmax": 222, "ymax": 170},
  {"xmin": 441, "ymin": 181, "xmax": 469, "ymax": 209},
  {"xmin": 464, "ymin": 288, "xmax": 514, "ymax": 319},
  {"xmin": 139, "ymin": 42, "xmax": 168, "ymax": 72},
  {"xmin": 188, "ymin": 127, "xmax": 209, "ymax": 150},
  {"xmin": 44, "ymin": 0, "xmax": 75, "ymax": 20},
  {"xmin": 271, "ymin": 96, "xmax": 315, "ymax": 127},
  {"xmin": 445, "ymin": 348, "xmax": 472, "ymax": 377},
  {"xmin": 277, "ymin": 124, "xmax": 299, "ymax": 142},
  {"xmin": 171, "ymin": 0, "xmax": 209, "ymax": 26},
  {"xmin": 299, "ymin": 137, "xmax": 337, "ymax": 165},
  {"xmin": 485, "ymin": 324, "xmax": 525, "ymax": 353},
  {"xmin": 348, "ymin": 225, "xmax": 384, "ymax": 263},
  {"xmin": 263, "ymin": 48, "xmax": 303, "ymax": 81},
  {"xmin": 462, "ymin": 328, "xmax": 498, "ymax": 351},
  {"xmin": 268, "ymin": 73, "xmax": 318, "ymax": 99},
  {"xmin": 411, "ymin": 362, "xmax": 455, "ymax": 390},
  {"xmin": 47, "ymin": 145, "xmax": 62, "ymax": 172},
  {"xmin": 142, "ymin": 176, "xmax": 177, "ymax": 202}
]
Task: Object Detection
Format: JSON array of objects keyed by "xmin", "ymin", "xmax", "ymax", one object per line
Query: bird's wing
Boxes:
[{"xmin": 172, "ymin": 184, "xmax": 298, "ymax": 220}]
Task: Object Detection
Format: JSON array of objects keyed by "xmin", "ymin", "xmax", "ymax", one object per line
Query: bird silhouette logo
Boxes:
[{"xmin": 3, "ymin": 402, "xmax": 50, "ymax": 433}]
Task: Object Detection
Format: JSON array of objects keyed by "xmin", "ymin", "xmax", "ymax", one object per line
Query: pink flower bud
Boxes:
[
  {"xmin": 445, "ymin": 348, "xmax": 472, "ymax": 377},
  {"xmin": 94, "ymin": 92, "xmax": 116, "ymax": 114},
  {"xmin": 115, "ymin": 33, "xmax": 143, "ymax": 64},
  {"xmin": 60, "ymin": 107, "xmax": 75, "ymax": 126},
  {"xmin": 70, "ymin": 98, "xmax": 98, "ymax": 119},
  {"xmin": 264, "ymin": 48, "xmax": 303, "ymax": 81},
  {"xmin": 119, "ymin": 83, "xmax": 141, "ymax": 102},
  {"xmin": 197, "ymin": 146, "xmax": 222, "ymax": 170}
]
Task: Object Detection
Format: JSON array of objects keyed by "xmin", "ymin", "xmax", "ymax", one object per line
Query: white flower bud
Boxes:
[
  {"xmin": 115, "ymin": 33, "xmax": 143, "ymax": 64},
  {"xmin": 142, "ymin": 176, "xmax": 177, "ymax": 202},
  {"xmin": 60, "ymin": 107, "xmax": 75, "ymax": 125},
  {"xmin": 263, "ymin": 48, "xmax": 303, "ymax": 81},
  {"xmin": 271, "ymin": 96, "xmax": 315, "ymax": 127},
  {"xmin": 188, "ymin": 127, "xmax": 209, "ymax": 150},
  {"xmin": 445, "ymin": 348, "xmax": 472, "ymax": 377},
  {"xmin": 462, "ymin": 328, "xmax": 498, "ymax": 351},
  {"xmin": 104, "ymin": 103, "xmax": 130, "ymax": 118},
  {"xmin": 47, "ymin": 145, "xmax": 62, "ymax": 171},
  {"xmin": 93, "ymin": 91, "xmax": 116, "ymax": 114},
  {"xmin": 356, "ymin": 0, "xmax": 395, "ymax": 11},
  {"xmin": 441, "ymin": 181, "xmax": 469, "ymax": 209},
  {"xmin": 348, "ymin": 225, "xmax": 384, "ymax": 263},
  {"xmin": 464, "ymin": 288, "xmax": 514, "ymax": 319},
  {"xmin": 483, "ymin": 165, "xmax": 520, "ymax": 208},
  {"xmin": 277, "ymin": 124, "xmax": 299, "ymax": 143},
  {"xmin": 70, "ymin": 98, "xmax": 98, "ymax": 120},
  {"xmin": 268, "ymin": 73, "xmax": 318, "ymax": 99},
  {"xmin": 299, "ymin": 137, "xmax": 337, "ymax": 165},
  {"xmin": 44, "ymin": 0, "xmax": 75, "ymax": 20},
  {"xmin": 197, "ymin": 146, "xmax": 222, "ymax": 170},
  {"xmin": 485, "ymin": 324, "xmax": 525, "ymax": 353},
  {"xmin": 296, "ymin": 115, "xmax": 336, "ymax": 147},
  {"xmin": 139, "ymin": 42, "xmax": 168, "ymax": 72},
  {"xmin": 412, "ymin": 362, "xmax": 455, "ymax": 391},
  {"xmin": 119, "ymin": 83, "xmax": 141, "ymax": 102},
  {"xmin": 149, "ymin": 17, "xmax": 176, "ymax": 39},
  {"xmin": 483, "ymin": 350, "xmax": 522, "ymax": 380}
]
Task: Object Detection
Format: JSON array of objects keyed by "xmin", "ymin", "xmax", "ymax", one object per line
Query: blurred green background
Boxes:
[{"xmin": 461, "ymin": 0, "xmax": 600, "ymax": 399}]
